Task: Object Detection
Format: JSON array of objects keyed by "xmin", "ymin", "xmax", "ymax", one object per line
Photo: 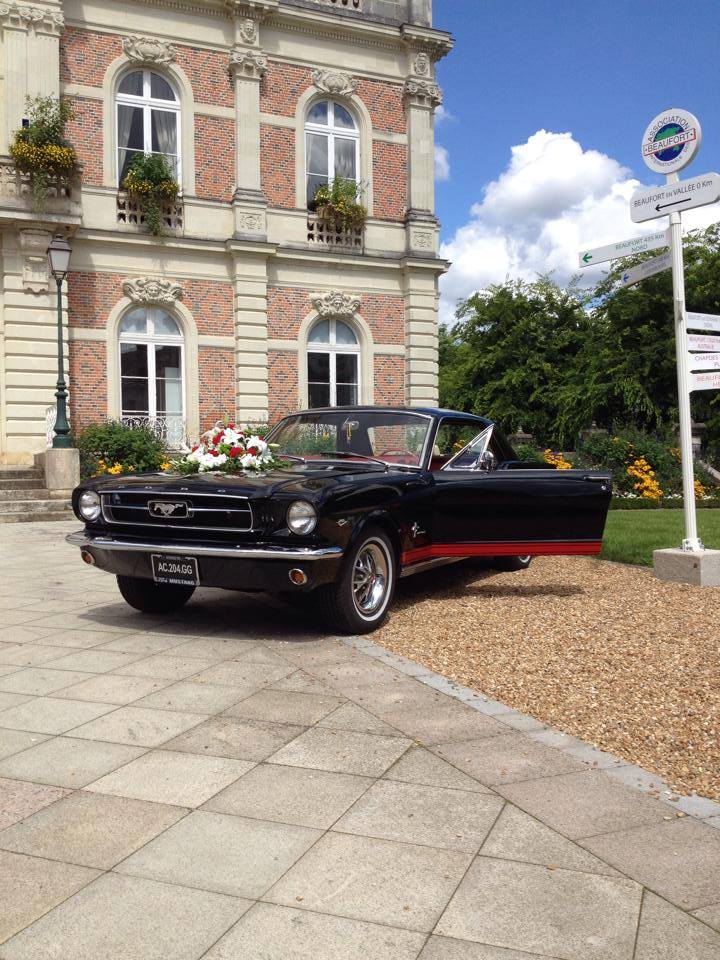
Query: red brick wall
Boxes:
[
  {"xmin": 69, "ymin": 341, "xmax": 108, "ymax": 432},
  {"xmin": 373, "ymin": 141, "xmax": 407, "ymax": 221},
  {"xmin": 195, "ymin": 116, "xmax": 235, "ymax": 201},
  {"xmin": 355, "ymin": 77, "xmax": 406, "ymax": 135},
  {"xmin": 267, "ymin": 287, "xmax": 405, "ymax": 344},
  {"xmin": 66, "ymin": 98, "xmax": 103, "ymax": 187},
  {"xmin": 199, "ymin": 347, "xmax": 235, "ymax": 430},
  {"xmin": 60, "ymin": 27, "xmax": 118, "ymax": 86},
  {"xmin": 260, "ymin": 125, "xmax": 295, "ymax": 208},
  {"xmin": 374, "ymin": 355, "xmax": 405, "ymax": 405},
  {"xmin": 175, "ymin": 46, "xmax": 234, "ymax": 108},
  {"xmin": 268, "ymin": 350, "xmax": 299, "ymax": 424},
  {"xmin": 68, "ymin": 272, "xmax": 233, "ymax": 337}
]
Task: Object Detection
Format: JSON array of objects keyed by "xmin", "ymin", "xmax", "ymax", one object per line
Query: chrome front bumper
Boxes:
[{"xmin": 66, "ymin": 531, "xmax": 343, "ymax": 561}]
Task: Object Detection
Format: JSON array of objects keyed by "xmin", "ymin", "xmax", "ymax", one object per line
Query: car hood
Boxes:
[{"xmin": 84, "ymin": 463, "xmax": 387, "ymax": 500}]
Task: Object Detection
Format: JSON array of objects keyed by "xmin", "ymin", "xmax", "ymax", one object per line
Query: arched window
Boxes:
[
  {"xmin": 305, "ymin": 99, "xmax": 359, "ymax": 207},
  {"xmin": 116, "ymin": 69, "xmax": 180, "ymax": 185},
  {"xmin": 119, "ymin": 306, "xmax": 185, "ymax": 445},
  {"xmin": 307, "ymin": 317, "xmax": 360, "ymax": 408}
]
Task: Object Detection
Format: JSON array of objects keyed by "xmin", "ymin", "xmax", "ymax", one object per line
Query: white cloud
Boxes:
[
  {"xmin": 439, "ymin": 129, "xmax": 718, "ymax": 325},
  {"xmin": 435, "ymin": 144, "xmax": 450, "ymax": 182},
  {"xmin": 435, "ymin": 104, "xmax": 455, "ymax": 124}
]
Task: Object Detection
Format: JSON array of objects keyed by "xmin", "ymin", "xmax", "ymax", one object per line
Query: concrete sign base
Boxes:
[
  {"xmin": 41, "ymin": 448, "xmax": 80, "ymax": 499},
  {"xmin": 653, "ymin": 547, "xmax": 720, "ymax": 586}
]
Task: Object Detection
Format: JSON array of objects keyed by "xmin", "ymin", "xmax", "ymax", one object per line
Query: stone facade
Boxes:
[{"xmin": 0, "ymin": 0, "xmax": 451, "ymax": 463}]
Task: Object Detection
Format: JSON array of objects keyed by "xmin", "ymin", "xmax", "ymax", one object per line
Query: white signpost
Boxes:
[
  {"xmin": 618, "ymin": 251, "xmax": 671, "ymax": 287},
  {"xmin": 690, "ymin": 371, "xmax": 720, "ymax": 392},
  {"xmin": 689, "ymin": 353, "xmax": 720, "ymax": 372},
  {"xmin": 629, "ymin": 172, "xmax": 720, "ymax": 223},
  {"xmin": 688, "ymin": 333, "xmax": 720, "ymax": 352},
  {"xmin": 578, "ymin": 231, "xmax": 667, "ymax": 269},
  {"xmin": 686, "ymin": 311, "xmax": 720, "ymax": 333}
]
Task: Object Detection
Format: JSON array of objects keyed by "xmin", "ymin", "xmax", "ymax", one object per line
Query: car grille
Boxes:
[{"xmin": 100, "ymin": 491, "xmax": 253, "ymax": 533}]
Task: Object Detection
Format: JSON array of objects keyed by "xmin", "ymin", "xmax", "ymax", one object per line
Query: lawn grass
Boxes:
[{"xmin": 601, "ymin": 509, "xmax": 720, "ymax": 566}]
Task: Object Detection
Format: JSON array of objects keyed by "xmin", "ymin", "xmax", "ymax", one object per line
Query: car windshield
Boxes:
[{"xmin": 267, "ymin": 411, "xmax": 432, "ymax": 467}]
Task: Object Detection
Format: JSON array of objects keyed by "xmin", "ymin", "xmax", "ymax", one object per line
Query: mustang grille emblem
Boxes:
[{"xmin": 149, "ymin": 500, "xmax": 189, "ymax": 519}]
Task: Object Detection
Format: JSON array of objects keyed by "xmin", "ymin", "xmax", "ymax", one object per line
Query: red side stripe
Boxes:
[{"xmin": 401, "ymin": 541, "xmax": 602, "ymax": 566}]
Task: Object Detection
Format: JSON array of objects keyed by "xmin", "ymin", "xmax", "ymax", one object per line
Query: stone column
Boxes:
[{"xmin": 402, "ymin": 262, "xmax": 441, "ymax": 407}]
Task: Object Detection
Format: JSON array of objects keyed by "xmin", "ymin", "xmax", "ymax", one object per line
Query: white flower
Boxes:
[{"xmin": 198, "ymin": 452, "xmax": 227, "ymax": 472}]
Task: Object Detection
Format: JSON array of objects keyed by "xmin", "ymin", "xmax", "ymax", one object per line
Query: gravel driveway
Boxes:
[{"xmin": 379, "ymin": 556, "xmax": 720, "ymax": 801}]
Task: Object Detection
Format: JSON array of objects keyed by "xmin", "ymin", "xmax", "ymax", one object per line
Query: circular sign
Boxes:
[{"xmin": 641, "ymin": 109, "xmax": 702, "ymax": 174}]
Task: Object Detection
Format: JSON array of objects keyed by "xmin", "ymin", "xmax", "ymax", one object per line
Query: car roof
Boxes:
[{"xmin": 290, "ymin": 406, "xmax": 493, "ymax": 427}]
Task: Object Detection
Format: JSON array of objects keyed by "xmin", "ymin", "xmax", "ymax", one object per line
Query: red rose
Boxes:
[
  {"xmin": 230, "ymin": 446, "xmax": 243, "ymax": 457},
  {"xmin": 248, "ymin": 446, "xmax": 258, "ymax": 456}
]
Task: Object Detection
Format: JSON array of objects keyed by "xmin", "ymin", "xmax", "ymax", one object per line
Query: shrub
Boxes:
[
  {"xmin": 122, "ymin": 153, "xmax": 179, "ymax": 237},
  {"xmin": 10, "ymin": 96, "xmax": 78, "ymax": 210},
  {"xmin": 513, "ymin": 443, "xmax": 544, "ymax": 464},
  {"xmin": 311, "ymin": 175, "xmax": 367, "ymax": 232},
  {"xmin": 77, "ymin": 421, "xmax": 169, "ymax": 479}
]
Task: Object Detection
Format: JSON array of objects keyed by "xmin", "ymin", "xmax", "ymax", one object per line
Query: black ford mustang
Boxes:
[{"xmin": 67, "ymin": 407, "xmax": 612, "ymax": 633}]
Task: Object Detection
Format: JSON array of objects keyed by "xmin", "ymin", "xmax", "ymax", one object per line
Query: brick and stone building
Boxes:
[{"xmin": 0, "ymin": 0, "xmax": 452, "ymax": 464}]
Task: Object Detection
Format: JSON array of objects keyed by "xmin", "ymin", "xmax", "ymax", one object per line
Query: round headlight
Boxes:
[
  {"xmin": 78, "ymin": 490, "xmax": 101, "ymax": 522},
  {"xmin": 287, "ymin": 500, "xmax": 317, "ymax": 535}
]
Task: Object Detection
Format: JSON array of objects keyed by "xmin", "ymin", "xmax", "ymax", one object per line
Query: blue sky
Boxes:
[{"xmin": 434, "ymin": 0, "xmax": 720, "ymax": 320}]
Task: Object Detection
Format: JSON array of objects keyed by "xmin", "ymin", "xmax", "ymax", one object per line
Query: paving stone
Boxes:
[
  {"xmin": 164, "ymin": 716, "xmax": 306, "ymax": 761},
  {"xmin": 436, "ymin": 857, "xmax": 642, "ymax": 960},
  {"xmin": 312, "ymin": 659, "xmax": 409, "ymax": 690},
  {"xmin": 0, "ymin": 691, "xmax": 33, "ymax": 712},
  {"xmin": 335, "ymin": 779, "xmax": 504, "ymax": 852},
  {"xmin": 382, "ymin": 704, "xmax": 505, "ymax": 745},
  {"xmin": 500, "ymin": 769, "xmax": 678, "ymax": 840},
  {"xmin": 270, "ymin": 669, "xmax": 339, "ymax": 695},
  {"xmin": 0, "ymin": 696, "xmax": 116, "ymax": 735},
  {"xmin": 97, "ymin": 633, "xmax": 189, "ymax": 655},
  {"xmin": 317, "ymin": 702, "xmax": 401, "ymax": 735},
  {"xmin": 204, "ymin": 901, "xmax": 426, "ymax": 960},
  {"xmin": 27, "ymin": 628, "xmax": 120, "ymax": 649},
  {"xmin": 86, "ymin": 749, "xmax": 252, "ymax": 808},
  {"xmin": 117, "ymin": 809, "xmax": 320, "ymax": 898},
  {"xmin": 134, "ymin": 680, "xmax": 251, "ymax": 715},
  {"xmin": 705, "ymin": 816, "xmax": 720, "ymax": 830},
  {"xmin": 635, "ymin": 891, "xmax": 720, "ymax": 959},
  {"xmin": 169, "ymin": 636, "xmax": 261, "ymax": 659},
  {"xmin": 0, "ymin": 644, "xmax": 68, "ymax": 667},
  {"xmin": 0, "ymin": 790, "xmax": 187, "ymax": 869},
  {"xmin": 0, "ymin": 872, "xmax": 251, "ymax": 960},
  {"xmin": 240, "ymin": 646, "xmax": 297, "ymax": 668},
  {"xmin": 0, "ymin": 728, "xmax": 48, "ymax": 760},
  {"xmin": 436, "ymin": 733, "xmax": 587, "ymax": 786},
  {"xmin": 0, "ymin": 625, "xmax": 57, "ymax": 645},
  {"xmin": 480, "ymin": 803, "xmax": 620, "ymax": 876},
  {"xmin": 691, "ymin": 903, "xmax": 720, "ymax": 933},
  {"xmin": 0, "ymin": 667, "xmax": 97, "ymax": 696},
  {"xmin": 192, "ymin": 660, "xmax": 296, "ymax": 688},
  {"xmin": 497, "ymin": 712, "xmax": 548, "ymax": 733},
  {"xmin": 70, "ymin": 705, "xmax": 206, "ymax": 747},
  {"xmin": 0, "ymin": 665, "xmax": 21, "ymax": 678},
  {"xmin": 204, "ymin": 762, "xmax": 372, "ymax": 829},
  {"xmin": 351, "ymin": 678, "xmax": 451, "ymax": 716},
  {"xmin": 580, "ymin": 817, "xmax": 720, "ymax": 910},
  {"xmin": 0, "ymin": 736, "xmax": 146, "ymax": 788},
  {"xmin": 269, "ymin": 726, "xmax": 411, "ymax": 777},
  {"xmin": 419, "ymin": 938, "xmax": 552, "ymax": 959},
  {"xmin": 115, "ymin": 654, "xmax": 215, "ymax": 681},
  {"xmin": 42, "ymin": 649, "xmax": 148, "ymax": 674},
  {"xmin": 224, "ymin": 689, "xmax": 344, "ymax": 725},
  {"xmin": 0, "ymin": 849, "xmax": 99, "ymax": 943},
  {"xmin": 266, "ymin": 831, "xmax": 471, "ymax": 932},
  {"xmin": 383, "ymin": 745, "xmax": 494, "ymax": 793},
  {"xmin": 0, "ymin": 775, "xmax": 69, "ymax": 830},
  {"xmin": 54, "ymin": 673, "xmax": 171, "ymax": 705}
]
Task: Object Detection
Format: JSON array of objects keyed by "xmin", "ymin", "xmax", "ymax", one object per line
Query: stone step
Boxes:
[
  {"xmin": 0, "ymin": 510, "xmax": 74, "ymax": 523},
  {"xmin": 0, "ymin": 477, "xmax": 47, "ymax": 490},
  {"xmin": 0, "ymin": 499, "xmax": 72, "ymax": 516},
  {"xmin": 0, "ymin": 488, "xmax": 51, "ymax": 501},
  {"xmin": 0, "ymin": 467, "xmax": 44, "ymax": 481}
]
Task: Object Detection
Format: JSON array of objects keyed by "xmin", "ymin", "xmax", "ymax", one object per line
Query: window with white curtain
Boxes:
[
  {"xmin": 305, "ymin": 99, "xmax": 360, "ymax": 207},
  {"xmin": 116, "ymin": 69, "xmax": 181, "ymax": 185},
  {"xmin": 307, "ymin": 317, "xmax": 360, "ymax": 408},
  {"xmin": 119, "ymin": 307, "xmax": 185, "ymax": 437}
]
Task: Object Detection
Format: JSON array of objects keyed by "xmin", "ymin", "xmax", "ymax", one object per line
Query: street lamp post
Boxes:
[{"xmin": 47, "ymin": 235, "xmax": 72, "ymax": 449}]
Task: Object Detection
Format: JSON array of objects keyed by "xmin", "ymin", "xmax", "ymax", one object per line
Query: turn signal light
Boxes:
[{"xmin": 288, "ymin": 568, "xmax": 308, "ymax": 586}]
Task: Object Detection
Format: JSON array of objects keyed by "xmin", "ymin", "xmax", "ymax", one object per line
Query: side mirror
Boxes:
[{"xmin": 476, "ymin": 450, "xmax": 496, "ymax": 472}]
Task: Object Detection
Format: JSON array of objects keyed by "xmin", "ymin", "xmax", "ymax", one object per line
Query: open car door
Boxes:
[{"xmin": 424, "ymin": 426, "xmax": 612, "ymax": 560}]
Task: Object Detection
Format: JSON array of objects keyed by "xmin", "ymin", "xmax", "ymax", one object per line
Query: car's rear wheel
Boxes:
[
  {"xmin": 116, "ymin": 575, "xmax": 195, "ymax": 614},
  {"xmin": 494, "ymin": 555, "xmax": 532, "ymax": 572},
  {"xmin": 315, "ymin": 526, "xmax": 396, "ymax": 634}
]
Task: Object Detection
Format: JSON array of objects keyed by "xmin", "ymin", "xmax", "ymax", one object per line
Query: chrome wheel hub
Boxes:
[{"xmin": 352, "ymin": 541, "xmax": 389, "ymax": 616}]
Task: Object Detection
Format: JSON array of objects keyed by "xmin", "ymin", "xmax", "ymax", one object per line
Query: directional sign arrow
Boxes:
[
  {"xmin": 578, "ymin": 230, "xmax": 667, "ymax": 269},
  {"xmin": 630, "ymin": 172, "xmax": 720, "ymax": 223},
  {"xmin": 690, "ymin": 371, "xmax": 720, "ymax": 393},
  {"xmin": 688, "ymin": 353, "xmax": 720, "ymax": 372},
  {"xmin": 618, "ymin": 252, "xmax": 672, "ymax": 287},
  {"xmin": 686, "ymin": 312, "xmax": 720, "ymax": 333},
  {"xmin": 688, "ymin": 333, "xmax": 720, "ymax": 352}
]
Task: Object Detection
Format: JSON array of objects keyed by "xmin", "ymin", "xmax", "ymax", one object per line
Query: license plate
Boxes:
[{"xmin": 151, "ymin": 554, "xmax": 199, "ymax": 586}]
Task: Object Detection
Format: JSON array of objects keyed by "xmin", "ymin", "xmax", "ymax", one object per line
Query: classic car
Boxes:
[{"xmin": 67, "ymin": 406, "xmax": 612, "ymax": 633}]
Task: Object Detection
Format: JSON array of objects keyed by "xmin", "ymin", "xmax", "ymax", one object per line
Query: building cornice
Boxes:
[{"xmin": 0, "ymin": 2, "xmax": 64, "ymax": 34}]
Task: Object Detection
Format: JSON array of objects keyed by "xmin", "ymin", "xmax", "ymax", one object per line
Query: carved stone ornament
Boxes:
[
  {"xmin": 413, "ymin": 51, "xmax": 431, "ymax": 77},
  {"xmin": 411, "ymin": 229, "xmax": 433, "ymax": 250},
  {"xmin": 312, "ymin": 69, "xmax": 357, "ymax": 99},
  {"xmin": 229, "ymin": 47, "xmax": 267, "ymax": 80},
  {"xmin": 404, "ymin": 77, "xmax": 442, "ymax": 109},
  {"xmin": 239, "ymin": 17, "xmax": 257, "ymax": 44},
  {"xmin": 0, "ymin": 2, "xmax": 64, "ymax": 34},
  {"xmin": 123, "ymin": 36, "xmax": 177, "ymax": 65},
  {"xmin": 18, "ymin": 227, "xmax": 52, "ymax": 294},
  {"xmin": 311, "ymin": 291, "xmax": 361, "ymax": 319},
  {"xmin": 236, "ymin": 212, "xmax": 264, "ymax": 233},
  {"xmin": 122, "ymin": 277, "xmax": 183, "ymax": 305}
]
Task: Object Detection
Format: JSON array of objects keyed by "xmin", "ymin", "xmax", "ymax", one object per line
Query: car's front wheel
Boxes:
[
  {"xmin": 493, "ymin": 555, "xmax": 532, "ymax": 572},
  {"xmin": 316, "ymin": 526, "xmax": 396, "ymax": 634},
  {"xmin": 116, "ymin": 575, "xmax": 195, "ymax": 615}
]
